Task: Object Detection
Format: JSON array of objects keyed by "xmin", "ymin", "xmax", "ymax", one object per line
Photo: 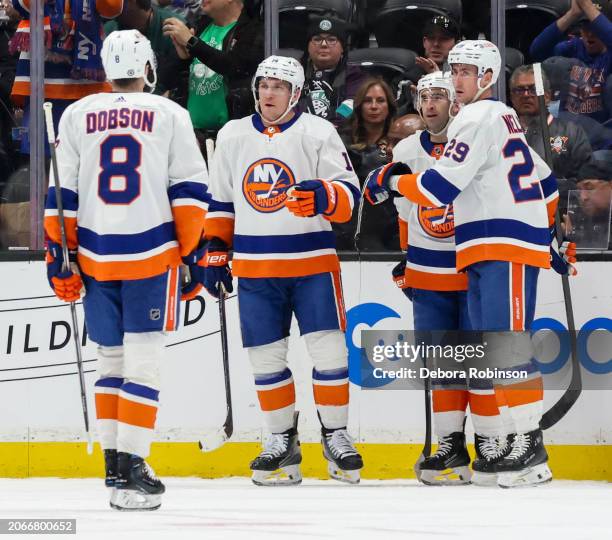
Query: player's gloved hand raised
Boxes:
[
  {"xmin": 202, "ymin": 237, "xmax": 234, "ymax": 299},
  {"xmin": 181, "ymin": 240, "xmax": 207, "ymax": 301},
  {"xmin": 285, "ymin": 180, "xmax": 335, "ymax": 218},
  {"xmin": 550, "ymin": 239, "xmax": 578, "ymax": 276},
  {"xmin": 364, "ymin": 162, "xmax": 412, "ymax": 206},
  {"xmin": 46, "ymin": 241, "xmax": 84, "ymax": 303},
  {"xmin": 392, "ymin": 259, "xmax": 412, "ymax": 300}
]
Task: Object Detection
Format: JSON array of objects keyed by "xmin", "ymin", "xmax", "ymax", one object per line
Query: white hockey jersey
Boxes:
[
  {"xmin": 395, "ymin": 99, "xmax": 559, "ymax": 271},
  {"xmin": 44, "ymin": 92, "xmax": 209, "ymax": 281},
  {"xmin": 393, "ymin": 131, "xmax": 467, "ymax": 291},
  {"xmin": 205, "ymin": 112, "xmax": 360, "ymax": 278}
]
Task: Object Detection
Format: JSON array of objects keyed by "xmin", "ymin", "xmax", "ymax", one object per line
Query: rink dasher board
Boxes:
[{"xmin": 0, "ymin": 261, "xmax": 610, "ymax": 479}]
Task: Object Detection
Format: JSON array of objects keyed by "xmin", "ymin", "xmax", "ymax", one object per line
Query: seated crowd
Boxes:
[{"xmin": 0, "ymin": 0, "xmax": 610, "ymax": 250}]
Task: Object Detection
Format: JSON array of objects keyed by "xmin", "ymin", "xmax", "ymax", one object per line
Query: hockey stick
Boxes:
[
  {"xmin": 199, "ymin": 283, "xmax": 234, "ymax": 451},
  {"xmin": 199, "ymin": 137, "xmax": 234, "ymax": 451},
  {"xmin": 43, "ymin": 102, "xmax": 93, "ymax": 454},
  {"xmin": 532, "ymin": 64, "xmax": 582, "ymax": 430},
  {"xmin": 413, "ymin": 371, "xmax": 432, "ymax": 480}
]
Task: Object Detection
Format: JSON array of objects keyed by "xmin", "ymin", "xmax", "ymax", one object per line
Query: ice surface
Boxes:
[{"xmin": 0, "ymin": 478, "xmax": 610, "ymax": 540}]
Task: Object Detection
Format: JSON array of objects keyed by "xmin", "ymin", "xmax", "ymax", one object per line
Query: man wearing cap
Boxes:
[
  {"xmin": 509, "ymin": 64, "xmax": 594, "ymax": 213},
  {"xmin": 416, "ymin": 15, "xmax": 460, "ymax": 74},
  {"xmin": 299, "ymin": 15, "xmax": 364, "ymax": 128},
  {"xmin": 530, "ymin": 0, "xmax": 612, "ymax": 124},
  {"xmin": 575, "ymin": 160, "xmax": 612, "ymax": 248}
]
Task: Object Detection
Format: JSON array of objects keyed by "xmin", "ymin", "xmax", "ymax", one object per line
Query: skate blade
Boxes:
[
  {"xmin": 498, "ymin": 463, "xmax": 553, "ymax": 488},
  {"xmin": 471, "ymin": 471, "xmax": 499, "ymax": 487},
  {"xmin": 420, "ymin": 466, "xmax": 472, "ymax": 486},
  {"xmin": 109, "ymin": 488, "xmax": 162, "ymax": 511},
  {"xmin": 251, "ymin": 465, "xmax": 302, "ymax": 486},
  {"xmin": 327, "ymin": 462, "xmax": 360, "ymax": 485}
]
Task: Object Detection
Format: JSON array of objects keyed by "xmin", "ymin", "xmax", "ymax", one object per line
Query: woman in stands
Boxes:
[{"xmin": 336, "ymin": 78, "xmax": 400, "ymax": 250}]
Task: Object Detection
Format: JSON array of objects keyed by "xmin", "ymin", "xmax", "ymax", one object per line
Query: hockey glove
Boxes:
[
  {"xmin": 364, "ymin": 162, "xmax": 412, "ymax": 206},
  {"xmin": 550, "ymin": 239, "xmax": 577, "ymax": 276},
  {"xmin": 46, "ymin": 241, "xmax": 83, "ymax": 303},
  {"xmin": 181, "ymin": 240, "xmax": 207, "ymax": 301},
  {"xmin": 202, "ymin": 237, "xmax": 234, "ymax": 299},
  {"xmin": 285, "ymin": 180, "xmax": 335, "ymax": 218},
  {"xmin": 392, "ymin": 259, "xmax": 412, "ymax": 300}
]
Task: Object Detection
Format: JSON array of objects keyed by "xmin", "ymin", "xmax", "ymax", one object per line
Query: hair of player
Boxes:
[
  {"xmin": 348, "ymin": 78, "xmax": 397, "ymax": 150},
  {"xmin": 509, "ymin": 64, "xmax": 551, "ymax": 95}
]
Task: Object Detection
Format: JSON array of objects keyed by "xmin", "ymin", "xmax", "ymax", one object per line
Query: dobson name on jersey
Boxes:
[{"xmin": 44, "ymin": 92, "xmax": 210, "ymax": 281}]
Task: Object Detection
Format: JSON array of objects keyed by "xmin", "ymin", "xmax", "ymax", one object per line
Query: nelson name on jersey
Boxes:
[{"xmin": 85, "ymin": 107, "xmax": 155, "ymax": 134}]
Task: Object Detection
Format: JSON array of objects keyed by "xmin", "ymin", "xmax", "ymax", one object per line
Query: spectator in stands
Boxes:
[
  {"xmin": 299, "ymin": 15, "xmax": 364, "ymax": 128},
  {"xmin": 163, "ymin": 0, "xmax": 263, "ymax": 136},
  {"xmin": 530, "ymin": 0, "xmax": 612, "ymax": 125},
  {"xmin": 335, "ymin": 78, "xmax": 399, "ymax": 251},
  {"xmin": 509, "ymin": 64, "xmax": 593, "ymax": 211},
  {"xmin": 575, "ymin": 160, "xmax": 612, "ymax": 248},
  {"xmin": 416, "ymin": 15, "xmax": 460, "ymax": 74},
  {"xmin": 10, "ymin": 0, "xmax": 122, "ymax": 156},
  {"xmin": 104, "ymin": 0, "xmax": 182, "ymax": 95}
]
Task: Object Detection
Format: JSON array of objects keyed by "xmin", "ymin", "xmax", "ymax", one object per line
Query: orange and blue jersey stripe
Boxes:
[
  {"xmin": 454, "ymin": 219, "xmax": 551, "ymax": 271},
  {"xmin": 231, "ymin": 230, "xmax": 340, "ymax": 278}
]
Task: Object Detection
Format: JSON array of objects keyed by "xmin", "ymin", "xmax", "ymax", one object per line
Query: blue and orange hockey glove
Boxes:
[
  {"xmin": 46, "ymin": 241, "xmax": 83, "ymax": 303},
  {"xmin": 364, "ymin": 162, "xmax": 412, "ymax": 205},
  {"xmin": 181, "ymin": 240, "xmax": 207, "ymax": 301},
  {"xmin": 392, "ymin": 259, "xmax": 412, "ymax": 299},
  {"xmin": 550, "ymin": 239, "xmax": 577, "ymax": 276},
  {"xmin": 285, "ymin": 179, "xmax": 336, "ymax": 218},
  {"xmin": 202, "ymin": 237, "xmax": 233, "ymax": 299}
]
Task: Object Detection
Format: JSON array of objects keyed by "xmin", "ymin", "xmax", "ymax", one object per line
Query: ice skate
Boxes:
[
  {"xmin": 110, "ymin": 452, "xmax": 165, "ymax": 511},
  {"xmin": 496, "ymin": 429, "xmax": 552, "ymax": 488},
  {"xmin": 250, "ymin": 414, "xmax": 302, "ymax": 486},
  {"xmin": 471, "ymin": 434, "xmax": 511, "ymax": 486},
  {"xmin": 419, "ymin": 432, "xmax": 472, "ymax": 486},
  {"xmin": 322, "ymin": 427, "xmax": 363, "ymax": 484},
  {"xmin": 104, "ymin": 449, "xmax": 118, "ymax": 488}
]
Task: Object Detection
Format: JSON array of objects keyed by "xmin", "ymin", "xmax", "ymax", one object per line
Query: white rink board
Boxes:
[{"xmin": 0, "ymin": 260, "xmax": 610, "ymax": 445}]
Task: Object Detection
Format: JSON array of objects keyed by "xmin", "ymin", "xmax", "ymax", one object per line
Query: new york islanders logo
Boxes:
[
  {"xmin": 418, "ymin": 204, "xmax": 455, "ymax": 238},
  {"xmin": 242, "ymin": 158, "xmax": 296, "ymax": 213}
]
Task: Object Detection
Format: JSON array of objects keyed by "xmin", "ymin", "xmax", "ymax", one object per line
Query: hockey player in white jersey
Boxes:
[
  {"xmin": 202, "ymin": 55, "xmax": 363, "ymax": 485},
  {"xmin": 365, "ymin": 41, "xmax": 575, "ymax": 487},
  {"xmin": 44, "ymin": 30, "xmax": 209, "ymax": 510},
  {"xmin": 392, "ymin": 72, "xmax": 473, "ymax": 485}
]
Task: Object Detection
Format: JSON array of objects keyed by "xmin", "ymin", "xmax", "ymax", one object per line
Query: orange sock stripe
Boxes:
[
  {"xmin": 117, "ymin": 396, "xmax": 158, "ymax": 429},
  {"xmin": 501, "ymin": 378, "xmax": 544, "ymax": 408},
  {"xmin": 468, "ymin": 392, "xmax": 501, "ymax": 417},
  {"xmin": 331, "ymin": 271, "xmax": 347, "ymax": 332},
  {"xmin": 257, "ymin": 382, "xmax": 296, "ymax": 412},
  {"xmin": 95, "ymin": 393, "xmax": 118, "ymax": 420},
  {"xmin": 511, "ymin": 263, "xmax": 525, "ymax": 331},
  {"xmin": 313, "ymin": 383, "xmax": 349, "ymax": 406},
  {"xmin": 432, "ymin": 389, "xmax": 469, "ymax": 413},
  {"xmin": 494, "ymin": 387, "xmax": 508, "ymax": 407}
]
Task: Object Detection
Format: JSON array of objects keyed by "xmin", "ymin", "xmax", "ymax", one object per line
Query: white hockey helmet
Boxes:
[
  {"xmin": 252, "ymin": 55, "xmax": 305, "ymax": 123},
  {"xmin": 415, "ymin": 71, "xmax": 456, "ymax": 136},
  {"xmin": 101, "ymin": 30, "xmax": 157, "ymax": 91},
  {"xmin": 448, "ymin": 40, "xmax": 501, "ymax": 99}
]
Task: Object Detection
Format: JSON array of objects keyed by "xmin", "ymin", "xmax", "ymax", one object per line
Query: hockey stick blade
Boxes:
[{"xmin": 198, "ymin": 428, "xmax": 228, "ymax": 452}]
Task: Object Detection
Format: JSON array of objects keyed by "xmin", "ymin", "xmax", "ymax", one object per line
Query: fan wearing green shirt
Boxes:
[{"xmin": 163, "ymin": 0, "xmax": 264, "ymax": 133}]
